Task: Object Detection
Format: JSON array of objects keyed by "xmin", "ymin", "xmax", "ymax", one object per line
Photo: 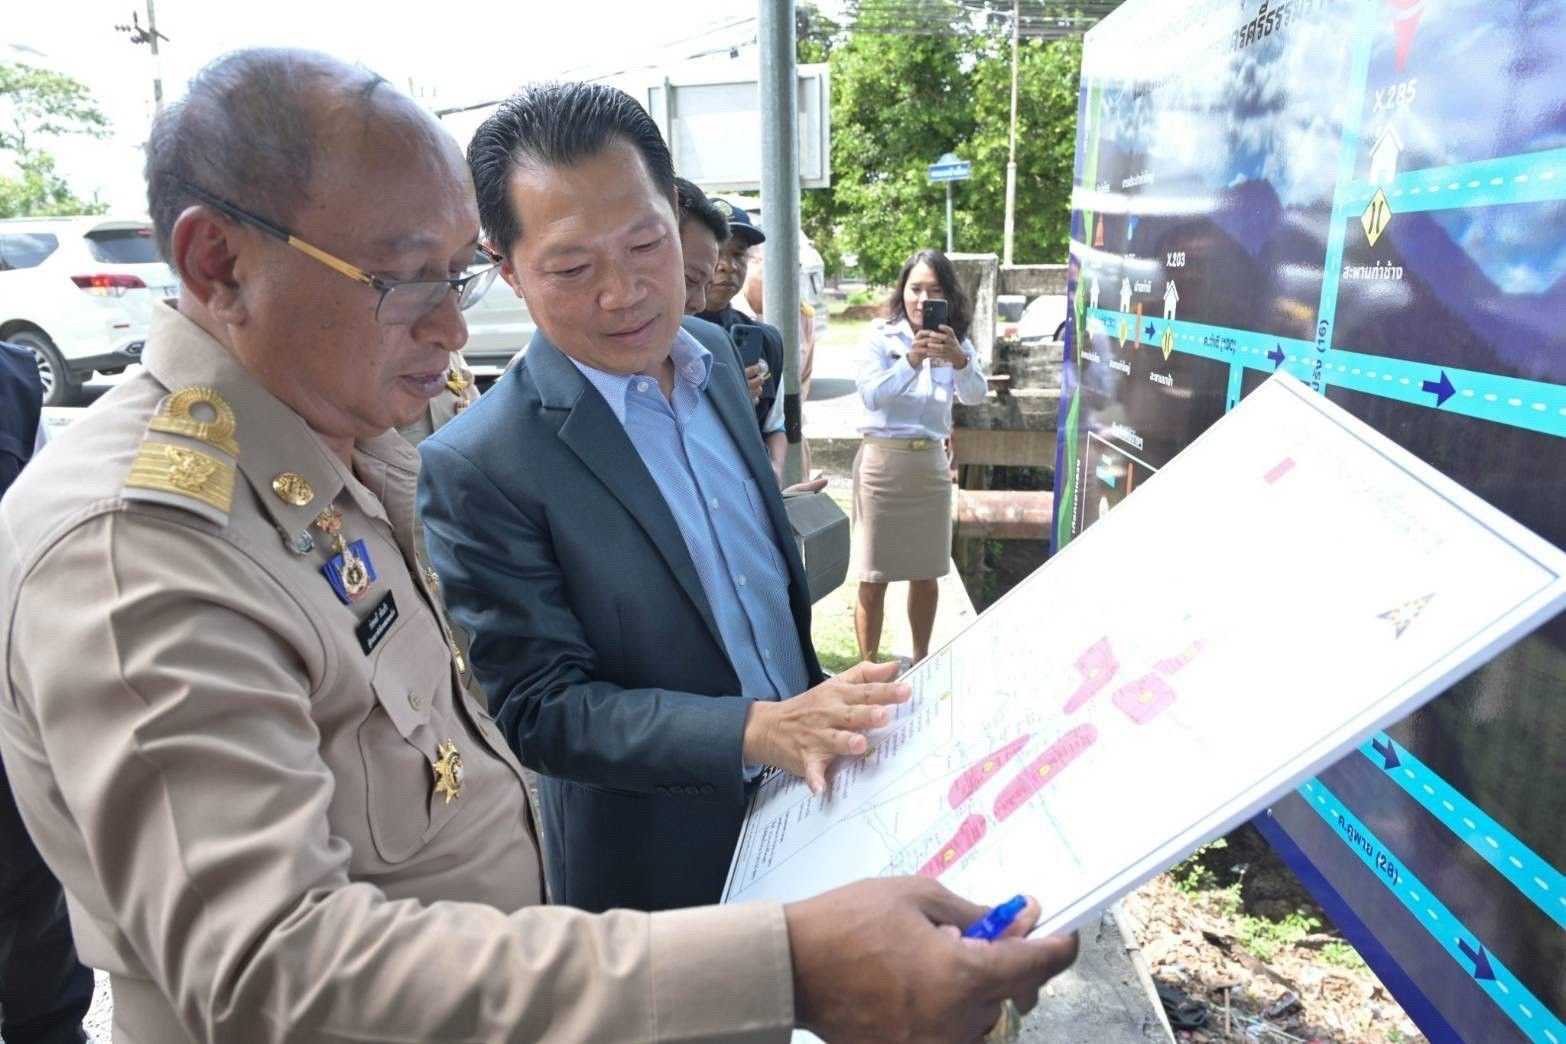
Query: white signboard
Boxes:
[{"xmin": 723, "ymin": 375, "xmax": 1566, "ymax": 941}]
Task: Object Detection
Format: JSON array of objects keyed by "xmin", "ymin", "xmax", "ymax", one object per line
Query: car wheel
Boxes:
[{"xmin": 10, "ymin": 329, "xmax": 82, "ymax": 407}]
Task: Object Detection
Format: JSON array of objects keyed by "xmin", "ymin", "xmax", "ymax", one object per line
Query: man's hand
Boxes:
[
  {"xmin": 743, "ymin": 660, "xmax": 910, "ymax": 794},
  {"xmin": 745, "ymin": 362, "xmax": 766, "ymax": 404},
  {"xmin": 783, "ymin": 478, "xmax": 829, "ymax": 494},
  {"xmin": 785, "ymin": 877, "xmax": 1079, "ymax": 1043}
]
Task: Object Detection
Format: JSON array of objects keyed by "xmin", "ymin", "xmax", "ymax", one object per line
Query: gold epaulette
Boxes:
[{"xmin": 122, "ymin": 386, "xmax": 239, "ymax": 527}]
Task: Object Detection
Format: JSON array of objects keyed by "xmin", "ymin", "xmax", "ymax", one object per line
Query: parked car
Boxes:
[
  {"xmin": 0, "ymin": 217, "xmax": 178, "ymax": 406},
  {"xmin": 458, "ymin": 248, "xmax": 535, "ymax": 379},
  {"xmin": 1017, "ymin": 293, "xmax": 1069, "ymax": 347}
]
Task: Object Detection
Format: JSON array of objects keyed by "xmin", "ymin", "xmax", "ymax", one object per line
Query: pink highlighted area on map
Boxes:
[
  {"xmin": 994, "ymin": 724, "xmax": 1099, "ymax": 822},
  {"xmin": 1063, "ymin": 638, "xmax": 1119, "ymax": 713},
  {"xmin": 916, "ymin": 814, "xmax": 988, "ymax": 879},
  {"xmin": 1112, "ymin": 672, "xmax": 1177, "ymax": 724},
  {"xmin": 1154, "ymin": 639, "xmax": 1205, "ymax": 675},
  {"xmin": 948, "ymin": 735, "xmax": 1032, "ymax": 808}
]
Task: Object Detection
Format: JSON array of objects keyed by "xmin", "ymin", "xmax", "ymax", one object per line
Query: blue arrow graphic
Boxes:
[
  {"xmin": 1422, "ymin": 371, "xmax": 1456, "ymax": 406},
  {"xmin": 1144, "ymin": 321, "xmax": 1156, "ymax": 340},
  {"xmin": 1458, "ymin": 939, "xmax": 1496, "ymax": 981},
  {"xmin": 1268, "ymin": 345, "xmax": 1286, "ymax": 370},
  {"xmin": 1370, "ymin": 736, "xmax": 1401, "ymax": 770}
]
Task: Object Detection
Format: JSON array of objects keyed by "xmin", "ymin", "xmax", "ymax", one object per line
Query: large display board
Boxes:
[{"xmin": 1053, "ymin": 2, "xmax": 1566, "ymax": 1041}]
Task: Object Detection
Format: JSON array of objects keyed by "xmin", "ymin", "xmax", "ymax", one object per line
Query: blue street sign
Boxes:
[{"xmin": 928, "ymin": 160, "xmax": 972, "ymax": 182}]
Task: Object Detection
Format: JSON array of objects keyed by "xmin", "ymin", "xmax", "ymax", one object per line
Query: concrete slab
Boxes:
[{"xmin": 1020, "ymin": 906, "xmax": 1174, "ymax": 1043}]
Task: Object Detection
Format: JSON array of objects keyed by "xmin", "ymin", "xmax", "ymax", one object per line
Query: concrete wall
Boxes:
[
  {"xmin": 948, "ymin": 252, "xmax": 998, "ymax": 360},
  {"xmin": 1000, "ymin": 264, "xmax": 1069, "ymax": 298}
]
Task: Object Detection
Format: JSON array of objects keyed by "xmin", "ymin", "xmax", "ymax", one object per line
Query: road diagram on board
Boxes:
[
  {"xmin": 1054, "ymin": 1, "xmax": 1566, "ymax": 1037},
  {"xmin": 726, "ymin": 377, "xmax": 1566, "ymax": 949}
]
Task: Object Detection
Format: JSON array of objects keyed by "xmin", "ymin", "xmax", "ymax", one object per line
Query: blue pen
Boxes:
[{"xmin": 962, "ymin": 894, "xmax": 1028, "ymax": 941}]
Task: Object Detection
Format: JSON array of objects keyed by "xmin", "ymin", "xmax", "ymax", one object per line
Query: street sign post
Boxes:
[{"xmin": 928, "ymin": 152, "xmax": 971, "ymax": 253}]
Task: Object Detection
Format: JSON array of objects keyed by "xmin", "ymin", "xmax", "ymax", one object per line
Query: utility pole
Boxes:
[
  {"xmin": 1002, "ymin": 0, "xmax": 1020, "ymax": 266},
  {"xmin": 115, "ymin": 2, "xmax": 169, "ymax": 113},
  {"xmin": 759, "ymin": 0, "xmax": 804, "ymax": 486},
  {"xmin": 946, "ymin": 181, "xmax": 955, "ymax": 253}
]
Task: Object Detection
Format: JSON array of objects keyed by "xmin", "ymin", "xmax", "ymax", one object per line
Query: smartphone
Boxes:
[
  {"xmin": 921, "ymin": 298, "xmax": 949, "ymax": 333},
  {"xmin": 731, "ymin": 323, "xmax": 766, "ymax": 371}
]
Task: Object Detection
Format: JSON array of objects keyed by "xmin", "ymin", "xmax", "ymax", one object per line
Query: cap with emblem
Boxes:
[{"xmin": 711, "ymin": 198, "xmax": 765, "ymax": 247}]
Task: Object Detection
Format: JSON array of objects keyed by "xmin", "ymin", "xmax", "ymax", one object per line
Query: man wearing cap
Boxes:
[{"xmin": 696, "ymin": 200, "xmax": 790, "ymax": 482}]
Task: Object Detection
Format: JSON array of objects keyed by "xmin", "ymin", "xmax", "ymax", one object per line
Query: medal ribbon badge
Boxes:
[{"xmin": 313, "ymin": 505, "xmax": 377, "ymax": 604}]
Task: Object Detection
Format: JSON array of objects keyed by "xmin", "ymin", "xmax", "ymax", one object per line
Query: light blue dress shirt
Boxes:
[
  {"xmin": 856, "ymin": 318, "xmax": 989, "ymax": 439},
  {"xmin": 570, "ymin": 330, "xmax": 810, "ymax": 732}
]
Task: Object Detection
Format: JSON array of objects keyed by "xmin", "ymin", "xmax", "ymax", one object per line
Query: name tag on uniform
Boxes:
[{"xmin": 356, "ymin": 591, "xmax": 399, "ymax": 656}]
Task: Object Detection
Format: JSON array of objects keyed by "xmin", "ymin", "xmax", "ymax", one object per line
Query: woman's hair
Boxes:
[{"xmin": 883, "ymin": 248, "xmax": 971, "ymax": 340}]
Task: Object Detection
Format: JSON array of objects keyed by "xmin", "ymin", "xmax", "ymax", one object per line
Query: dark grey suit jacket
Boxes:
[{"xmin": 417, "ymin": 317, "xmax": 823, "ymax": 912}]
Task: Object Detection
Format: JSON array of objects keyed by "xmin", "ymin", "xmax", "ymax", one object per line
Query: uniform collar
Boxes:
[{"xmin": 139, "ymin": 303, "xmax": 418, "ymax": 543}]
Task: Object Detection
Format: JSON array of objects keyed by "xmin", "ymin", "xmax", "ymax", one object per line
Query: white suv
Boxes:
[{"xmin": 0, "ymin": 217, "xmax": 177, "ymax": 406}]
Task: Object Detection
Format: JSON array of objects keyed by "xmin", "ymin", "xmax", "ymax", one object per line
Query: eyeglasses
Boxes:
[{"xmin": 176, "ymin": 181, "xmax": 500, "ymax": 325}]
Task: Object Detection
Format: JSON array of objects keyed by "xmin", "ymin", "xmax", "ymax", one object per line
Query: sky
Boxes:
[{"xmin": 4, "ymin": 0, "xmax": 844, "ymax": 213}]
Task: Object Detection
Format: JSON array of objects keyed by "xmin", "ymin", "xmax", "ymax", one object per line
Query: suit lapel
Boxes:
[{"xmin": 531, "ymin": 336, "xmax": 727, "ymax": 655}]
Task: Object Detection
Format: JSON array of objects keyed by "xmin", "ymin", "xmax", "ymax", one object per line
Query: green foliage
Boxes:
[
  {"xmin": 1320, "ymin": 941, "xmax": 1368, "ymax": 970},
  {"xmin": 1170, "ymin": 837, "xmax": 1230, "ymax": 894},
  {"xmin": 1235, "ymin": 909, "xmax": 1320, "ymax": 963},
  {"xmin": 797, "ymin": 3, "xmax": 840, "ymax": 64},
  {"xmin": 0, "ymin": 62, "xmax": 109, "ymax": 219},
  {"xmin": 0, "ymin": 151, "xmax": 107, "ymax": 217},
  {"xmin": 965, "ymin": 37, "xmax": 1081, "ymax": 266},
  {"xmin": 804, "ymin": 7, "xmax": 1084, "ymax": 283}
]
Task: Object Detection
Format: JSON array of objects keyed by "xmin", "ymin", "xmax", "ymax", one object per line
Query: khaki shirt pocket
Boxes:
[{"xmin": 358, "ymin": 619, "xmax": 463, "ymax": 864}]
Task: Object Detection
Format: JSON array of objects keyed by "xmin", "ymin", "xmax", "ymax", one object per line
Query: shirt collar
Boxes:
[{"xmin": 568, "ymin": 327, "xmax": 714, "ymax": 425}]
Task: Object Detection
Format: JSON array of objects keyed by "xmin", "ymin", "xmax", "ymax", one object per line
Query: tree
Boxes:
[
  {"xmin": 804, "ymin": 0, "xmax": 977, "ymax": 285},
  {"xmin": 0, "ymin": 62, "xmax": 110, "ymax": 218},
  {"xmin": 802, "ymin": 5, "xmax": 1085, "ymax": 283},
  {"xmin": 963, "ymin": 36, "xmax": 1082, "ymax": 266}
]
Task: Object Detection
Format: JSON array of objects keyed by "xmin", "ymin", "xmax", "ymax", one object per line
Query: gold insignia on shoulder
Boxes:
[
  {"xmin": 147, "ymin": 386, "xmax": 240, "ymax": 457},
  {"xmin": 432, "ymin": 739, "xmax": 464, "ymax": 803},
  {"xmin": 127, "ymin": 442, "xmax": 234, "ymax": 514},
  {"xmin": 272, "ymin": 472, "xmax": 315, "ymax": 507},
  {"xmin": 444, "ymin": 368, "xmax": 470, "ymax": 397}
]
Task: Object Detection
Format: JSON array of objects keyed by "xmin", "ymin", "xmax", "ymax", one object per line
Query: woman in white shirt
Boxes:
[{"xmin": 853, "ymin": 249, "xmax": 987, "ymax": 663}]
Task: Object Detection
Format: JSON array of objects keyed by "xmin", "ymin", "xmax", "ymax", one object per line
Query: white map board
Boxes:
[{"xmin": 723, "ymin": 374, "xmax": 1566, "ymax": 938}]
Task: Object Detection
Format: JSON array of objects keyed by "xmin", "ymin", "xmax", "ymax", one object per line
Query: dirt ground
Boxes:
[{"xmin": 1120, "ymin": 825, "xmax": 1426, "ymax": 1044}]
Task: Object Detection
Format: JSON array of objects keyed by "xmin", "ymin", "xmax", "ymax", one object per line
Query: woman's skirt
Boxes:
[{"xmin": 850, "ymin": 439, "xmax": 952, "ymax": 583}]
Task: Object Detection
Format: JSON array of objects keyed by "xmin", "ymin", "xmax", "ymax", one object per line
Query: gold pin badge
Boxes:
[
  {"xmin": 272, "ymin": 472, "xmax": 315, "ymax": 507},
  {"xmin": 432, "ymin": 739, "xmax": 464, "ymax": 803},
  {"xmin": 445, "ymin": 368, "xmax": 470, "ymax": 397}
]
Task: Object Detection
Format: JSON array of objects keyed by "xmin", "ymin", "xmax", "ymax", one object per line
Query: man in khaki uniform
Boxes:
[
  {"xmin": 396, "ymin": 353, "xmax": 480, "ymax": 445},
  {"xmin": 0, "ymin": 48, "xmax": 1076, "ymax": 1044}
]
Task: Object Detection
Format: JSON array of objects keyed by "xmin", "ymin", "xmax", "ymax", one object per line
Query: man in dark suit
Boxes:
[
  {"xmin": 0, "ymin": 341, "xmax": 94, "ymax": 1044},
  {"xmin": 418, "ymin": 82, "xmax": 909, "ymax": 913}
]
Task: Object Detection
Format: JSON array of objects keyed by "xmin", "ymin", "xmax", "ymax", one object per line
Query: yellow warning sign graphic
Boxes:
[
  {"xmin": 1161, "ymin": 326, "xmax": 1176, "ymax": 361},
  {"xmin": 1361, "ymin": 188, "xmax": 1393, "ymax": 247},
  {"xmin": 1378, "ymin": 592, "xmax": 1434, "ymax": 638}
]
